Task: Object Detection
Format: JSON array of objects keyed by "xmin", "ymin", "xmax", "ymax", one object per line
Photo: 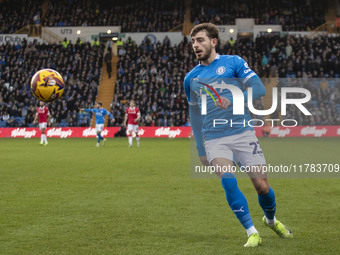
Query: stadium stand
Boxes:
[
  {"xmin": 191, "ymin": 0, "xmax": 326, "ymax": 31},
  {"xmin": 1, "ymin": 33, "xmax": 339, "ymax": 127},
  {"xmin": 0, "ymin": 0, "xmax": 42, "ymax": 34},
  {"xmin": 110, "ymin": 37, "xmax": 193, "ymax": 127},
  {"xmin": 0, "ymin": 0, "xmax": 339, "ymax": 127},
  {"xmin": 2, "ymin": 0, "xmax": 328, "ymax": 34},
  {"xmin": 43, "ymin": 0, "xmax": 185, "ymax": 32},
  {"xmin": 0, "ymin": 39, "xmax": 104, "ymax": 127},
  {"xmin": 278, "ymin": 78, "xmax": 340, "ymax": 125},
  {"xmin": 111, "ymin": 34, "xmax": 340, "ymax": 126},
  {"xmin": 2, "ymin": 33, "xmax": 339, "ymax": 127}
]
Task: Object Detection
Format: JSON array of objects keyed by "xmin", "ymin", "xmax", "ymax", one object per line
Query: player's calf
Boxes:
[
  {"xmin": 250, "ymin": 175, "xmax": 270, "ymax": 195},
  {"xmin": 136, "ymin": 135, "xmax": 140, "ymax": 147}
]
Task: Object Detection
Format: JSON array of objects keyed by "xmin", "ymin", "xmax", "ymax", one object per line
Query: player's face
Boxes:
[
  {"xmin": 39, "ymin": 101, "xmax": 44, "ymax": 107},
  {"xmin": 130, "ymin": 101, "xmax": 135, "ymax": 107},
  {"xmin": 96, "ymin": 103, "xmax": 101, "ymax": 108},
  {"xmin": 191, "ymin": 31, "xmax": 216, "ymax": 61}
]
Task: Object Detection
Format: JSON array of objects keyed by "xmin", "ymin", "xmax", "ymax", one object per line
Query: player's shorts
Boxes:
[
  {"xmin": 39, "ymin": 122, "xmax": 47, "ymax": 130},
  {"xmin": 205, "ymin": 130, "xmax": 266, "ymax": 167},
  {"xmin": 96, "ymin": 124, "xmax": 104, "ymax": 133},
  {"xmin": 127, "ymin": 124, "xmax": 139, "ymax": 133}
]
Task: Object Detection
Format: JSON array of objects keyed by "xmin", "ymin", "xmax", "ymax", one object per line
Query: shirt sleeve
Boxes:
[
  {"xmin": 233, "ymin": 56, "xmax": 266, "ymax": 100},
  {"xmin": 105, "ymin": 109, "xmax": 114, "ymax": 119},
  {"xmin": 189, "ymin": 104, "xmax": 206, "ymax": 157},
  {"xmin": 184, "ymin": 73, "xmax": 198, "ymax": 105},
  {"xmin": 184, "ymin": 73, "xmax": 205, "ymax": 156},
  {"xmin": 233, "ymin": 56, "xmax": 258, "ymax": 85},
  {"xmin": 184, "ymin": 74, "xmax": 191, "ymax": 102}
]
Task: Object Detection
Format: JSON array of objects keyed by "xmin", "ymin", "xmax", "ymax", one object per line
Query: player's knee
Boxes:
[{"xmin": 255, "ymin": 182, "xmax": 270, "ymax": 195}]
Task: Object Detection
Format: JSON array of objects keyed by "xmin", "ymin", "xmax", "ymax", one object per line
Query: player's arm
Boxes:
[
  {"xmin": 106, "ymin": 110, "xmax": 115, "ymax": 124},
  {"xmin": 217, "ymin": 57, "xmax": 266, "ymax": 110},
  {"xmin": 123, "ymin": 113, "xmax": 128, "ymax": 127},
  {"xmin": 184, "ymin": 75, "xmax": 207, "ymax": 165},
  {"xmin": 234, "ymin": 56, "xmax": 266, "ymax": 101},
  {"xmin": 47, "ymin": 112, "xmax": 51, "ymax": 126},
  {"xmin": 33, "ymin": 112, "xmax": 38, "ymax": 124},
  {"xmin": 135, "ymin": 110, "xmax": 140, "ymax": 123},
  {"xmin": 80, "ymin": 108, "xmax": 93, "ymax": 113},
  {"xmin": 189, "ymin": 104, "xmax": 206, "ymax": 158}
]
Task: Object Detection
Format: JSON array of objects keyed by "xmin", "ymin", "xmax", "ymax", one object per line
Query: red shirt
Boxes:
[
  {"xmin": 36, "ymin": 106, "xmax": 49, "ymax": 123},
  {"xmin": 126, "ymin": 107, "xmax": 140, "ymax": 125}
]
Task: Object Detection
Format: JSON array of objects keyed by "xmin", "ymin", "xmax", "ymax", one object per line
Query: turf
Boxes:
[{"xmin": 0, "ymin": 137, "xmax": 339, "ymax": 255}]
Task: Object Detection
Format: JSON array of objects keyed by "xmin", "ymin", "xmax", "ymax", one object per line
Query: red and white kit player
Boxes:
[
  {"xmin": 123, "ymin": 100, "xmax": 141, "ymax": 147},
  {"xmin": 33, "ymin": 101, "xmax": 51, "ymax": 146}
]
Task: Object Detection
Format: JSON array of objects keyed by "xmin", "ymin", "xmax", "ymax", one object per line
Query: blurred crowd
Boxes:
[
  {"xmin": 43, "ymin": 0, "xmax": 184, "ymax": 32},
  {"xmin": 220, "ymin": 34, "xmax": 340, "ymax": 79},
  {"xmin": 221, "ymin": 34, "xmax": 340, "ymax": 125},
  {"xmin": 0, "ymin": 39, "xmax": 104, "ymax": 127},
  {"xmin": 111, "ymin": 34, "xmax": 340, "ymax": 127},
  {"xmin": 191, "ymin": 0, "xmax": 326, "ymax": 31},
  {"xmin": 0, "ymin": 0, "xmax": 41, "ymax": 34},
  {"xmin": 110, "ymin": 37, "xmax": 193, "ymax": 127},
  {"xmin": 277, "ymin": 78, "xmax": 340, "ymax": 126},
  {"xmin": 1, "ymin": 0, "xmax": 327, "ymax": 34},
  {"xmin": 1, "ymin": 33, "xmax": 340, "ymax": 128}
]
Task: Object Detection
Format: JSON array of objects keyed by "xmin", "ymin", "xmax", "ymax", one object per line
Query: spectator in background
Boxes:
[
  {"xmin": 285, "ymin": 42, "xmax": 292, "ymax": 57},
  {"xmin": 92, "ymin": 38, "xmax": 99, "ymax": 47},
  {"xmin": 228, "ymin": 37, "xmax": 235, "ymax": 47},
  {"xmin": 33, "ymin": 11, "xmax": 40, "ymax": 34},
  {"xmin": 105, "ymin": 49, "xmax": 112, "ymax": 78},
  {"xmin": 62, "ymin": 38, "xmax": 69, "ymax": 48}
]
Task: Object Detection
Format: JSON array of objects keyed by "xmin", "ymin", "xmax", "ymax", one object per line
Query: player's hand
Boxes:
[
  {"xmin": 134, "ymin": 118, "xmax": 138, "ymax": 123},
  {"xmin": 79, "ymin": 108, "xmax": 84, "ymax": 111},
  {"xmin": 199, "ymin": 156, "xmax": 210, "ymax": 166},
  {"xmin": 122, "ymin": 122, "xmax": 126, "ymax": 127},
  {"xmin": 111, "ymin": 119, "xmax": 115, "ymax": 124},
  {"xmin": 216, "ymin": 97, "xmax": 231, "ymax": 110}
]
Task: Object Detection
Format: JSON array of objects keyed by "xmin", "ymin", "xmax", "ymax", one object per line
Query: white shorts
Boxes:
[
  {"xmin": 39, "ymin": 122, "xmax": 47, "ymax": 130},
  {"xmin": 96, "ymin": 124, "xmax": 104, "ymax": 133},
  {"xmin": 205, "ymin": 130, "xmax": 266, "ymax": 167},
  {"xmin": 127, "ymin": 124, "xmax": 139, "ymax": 133}
]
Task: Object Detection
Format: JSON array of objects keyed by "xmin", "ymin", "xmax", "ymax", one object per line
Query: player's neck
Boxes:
[{"xmin": 200, "ymin": 51, "xmax": 217, "ymax": 66}]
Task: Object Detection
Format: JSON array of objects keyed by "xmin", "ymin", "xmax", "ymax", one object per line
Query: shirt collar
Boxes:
[{"xmin": 199, "ymin": 54, "xmax": 220, "ymax": 66}]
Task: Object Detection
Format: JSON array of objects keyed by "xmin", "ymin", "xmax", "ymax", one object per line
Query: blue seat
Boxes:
[{"xmin": 0, "ymin": 120, "xmax": 7, "ymax": 127}]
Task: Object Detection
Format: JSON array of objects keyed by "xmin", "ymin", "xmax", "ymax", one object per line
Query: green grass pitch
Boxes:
[{"xmin": 0, "ymin": 137, "xmax": 339, "ymax": 255}]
